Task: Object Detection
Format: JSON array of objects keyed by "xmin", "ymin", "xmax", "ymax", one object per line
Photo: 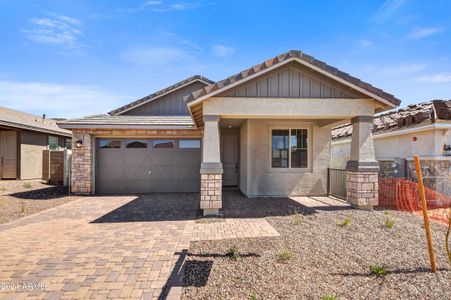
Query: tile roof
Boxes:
[
  {"xmin": 332, "ymin": 100, "xmax": 451, "ymax": 140},
  {"xmin": 58, "ymin": 115, "xmax": 195, "ymax": 128},
  {"xmin": 109, "ymin": 75, "xmax": 214, "ymax": 116},
  {"xmin": 185, "ymin": 50, "xmax": 401, "ymax": 106},
  {"xmin": 0, "ymin": 106, "xmax": 71, "ymax": 136}
]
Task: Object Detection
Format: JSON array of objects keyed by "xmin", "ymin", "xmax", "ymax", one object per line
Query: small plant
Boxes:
[
  {"xmin": 249, "ymin": 292, "xmax": 257, "ymax": 300},
  {"xmin": 227, "ymin": 246, "xmax": 241, "ymax": 260},
  {"xmin": 370, "ymin": 265, "xmax": 386, "ymax": 277},
  {"xmin": 278, "ymin": 250, "xmax": 293, "ymax": 262},
  {"xmin": 385, "ymin": 213, "xmax": 395, "ymax": 229},
  {"xmin": 338, "ymin": 212, "xmax": 355, "ymax": 227},
  {"xmin": 23, "ymin": 182, "xmax": 32, "ymax": 189},
  {"xmin": 322, "ymin": 295, "xmax": 337, "ymax": 300},
  {"xmin": 291, "ymin": 207, "xmax": 304, "ymax": 225},
  {"xmin": 20, "ymin": 202, "xmax": 25, "ymax": 214}
]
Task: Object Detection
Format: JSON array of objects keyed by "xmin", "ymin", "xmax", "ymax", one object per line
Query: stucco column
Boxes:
[
  {"xmin": 71, "ymin": 130, "xmax": 94, "ymax": 194},
  {"xmin": 200, "ymin": 115, "xmax": 223, "ymax": 215},
  {"xmin": 346, "ymin": 116, "xmax": 379, "ymax": 209}
]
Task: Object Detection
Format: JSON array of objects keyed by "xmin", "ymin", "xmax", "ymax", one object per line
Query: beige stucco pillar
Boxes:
[
  {"xmin": 200, "ymin": 115, "xmax": 223, "ymax": 215},
  {"xmin": 71, "ymin": 130, "xmax": 94, "ymax": 194},
  {"xmin": 346, "ymin": 116, "xmax": 379, "ymax": 209}
]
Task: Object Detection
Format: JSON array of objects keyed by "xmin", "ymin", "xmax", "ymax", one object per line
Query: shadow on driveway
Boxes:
[{"xmin": 91, "ymin": 191, "xmax": 351, "ymax": 223}]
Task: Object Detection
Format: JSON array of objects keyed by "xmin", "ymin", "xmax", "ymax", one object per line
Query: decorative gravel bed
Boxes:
[
  {"xmin": 183, "ymin": 209, "xmax": 451, "ymax": 299},
  {"xmin": 0, "ymin": 180, "xmax": 79, "ymax": 224}
]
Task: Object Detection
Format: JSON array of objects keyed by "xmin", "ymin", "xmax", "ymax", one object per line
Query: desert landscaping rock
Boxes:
[
  {"xmin": 183, "ymin": 209, "xmax": 451, "ymax": 299},
  {"xmin": 0, "ymin": 180, "xmax": 79, "ymax": 224}
]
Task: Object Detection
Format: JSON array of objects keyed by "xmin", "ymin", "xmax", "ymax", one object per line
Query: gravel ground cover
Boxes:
[
  {"xmin": 0, "ymin": 180, "xmax": 79, "ymax": 224},
  {"xmin": 183, "ymin": 209, "xmax": 451, "ymax": 299}
]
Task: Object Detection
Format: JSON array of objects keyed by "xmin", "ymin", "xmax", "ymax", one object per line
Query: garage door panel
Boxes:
[{"xmin": 96, "ymin": 138, "xmax": 201, "ymax": 194}]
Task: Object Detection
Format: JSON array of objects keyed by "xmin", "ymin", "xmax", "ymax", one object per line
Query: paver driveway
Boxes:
[{"xmin": 0, "ymin": 193, "xmax": 279, "ymax": 300}]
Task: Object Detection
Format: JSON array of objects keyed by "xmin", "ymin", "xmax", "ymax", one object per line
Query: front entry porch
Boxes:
[{"xmin": 200, "ymin": 113, "xmax": 380, "ymax": 216}]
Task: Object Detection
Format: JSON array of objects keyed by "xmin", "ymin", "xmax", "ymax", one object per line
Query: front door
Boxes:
[
  {"xmin": 221, "ymin": 129, "xmax": 239, "ymax": 186},
  {"xmin": 0, "ymin": 131, "xmax": 17, "ymax": 179}
]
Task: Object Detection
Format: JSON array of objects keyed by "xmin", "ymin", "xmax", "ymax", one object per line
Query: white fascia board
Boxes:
[
  {"xmin": 331, "ymin": 123, "xmax": 451, "ymax": 145},
  {"xmin": 188, "ymin": 57, "xmax": 398, "ymax": 109}
]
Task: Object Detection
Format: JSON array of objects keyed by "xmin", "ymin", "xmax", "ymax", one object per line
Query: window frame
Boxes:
[
  {"xmin": 270, "ymin": 127, "xmax": 310, "ymax": 170},
  {"xmin": 48, "ymin": 135, "xmax": 59, "ymax": 151},
  {"xmin": 179, "ymin": 139, "xmax": 201, "ymax": 150},
  {"xmin": 152, "ymin": 139, "xmax": 175, "ymax": 149},
  {"xmin": 125, "ymin": 139, "xmax": 148, "ymax": 149},
  {"xmin": 98, "ymin": 139, "xmax": 122, "ymax": 149}
]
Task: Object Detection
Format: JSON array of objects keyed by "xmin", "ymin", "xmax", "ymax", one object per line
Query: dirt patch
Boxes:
[
  {"xmin": 183, "ymin": 209, "xmax": 451, "ymax": 299},
  {"xmin": 0, "ymin": 180, "xmax": 79, "ymax": 224}
]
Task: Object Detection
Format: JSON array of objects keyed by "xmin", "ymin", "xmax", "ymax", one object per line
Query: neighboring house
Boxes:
[
  {"xmin": 59, "ymin": 50, "xmax": 401, "ymax": 215},
  {"xmin": 0, "ymin": 106, "xmax": 72, "ymax": 180},
  {"xmin": 331, "ymin": 100, "xmax": 451, "ymax": 195}
]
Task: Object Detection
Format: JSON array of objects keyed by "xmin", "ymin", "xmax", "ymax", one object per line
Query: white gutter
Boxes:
[
  {"xmin": 58, "ymin": 124, "xmax": 196, "ymax": 130},
  {"xmin": 0, "ymin": 120, "xmax": 72, "ymax": 137},
  {"xmin": 332, "ymin": 123, "xmax": 451, "ymax": 145}
]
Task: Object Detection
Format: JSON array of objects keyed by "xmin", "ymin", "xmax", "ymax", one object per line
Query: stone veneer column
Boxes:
[
  {"xmin": 346, "ymin": 116, "xmax": 379, "ymax": 210},
  {"xmin": 71, "ymin": 130, "xmax": 94, "ymax": 194},
  {"xmin": 200, "ymin": 115, "xmax": 223, "ymax": 215}
]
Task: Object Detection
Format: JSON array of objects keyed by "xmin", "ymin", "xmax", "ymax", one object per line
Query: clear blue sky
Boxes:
[{"xmin": 0, "ymin": 0, "xmax": 450, "ymax": 118}]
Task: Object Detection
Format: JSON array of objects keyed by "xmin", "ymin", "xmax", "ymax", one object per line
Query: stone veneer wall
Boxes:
[
  {"xmin": 71, "ymin": 131, "xmax": 93, "ymax": 194},
  {"xmin": 200, "ymin": 174, "xmax": 222, "ymax": 210},
  {"xmin": 346, "ymin": 171, "xmax": 379, "ymax": 209},
  {"xmin": 70, "ymin": 128, "xmax": 202, "ymax": 194}
]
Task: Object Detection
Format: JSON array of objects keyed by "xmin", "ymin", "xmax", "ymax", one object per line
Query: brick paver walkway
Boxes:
[{"xmin": 0, "ymin": 192, "xmax": 281, "ymax": 300}]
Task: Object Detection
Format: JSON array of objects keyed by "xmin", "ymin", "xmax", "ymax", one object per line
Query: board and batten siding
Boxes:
[
  {"xmin": 223, "ymin": 65, "xmax": 365, "ymax": 99},
  {"xmin": 123, "ymin": 81, "xmax": 207, "ymax": 116}
]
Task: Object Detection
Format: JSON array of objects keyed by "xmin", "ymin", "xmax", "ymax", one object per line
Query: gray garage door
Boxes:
[{"xmin": 95, "ymin": 138, "xmax": 201, "ymax": 193}]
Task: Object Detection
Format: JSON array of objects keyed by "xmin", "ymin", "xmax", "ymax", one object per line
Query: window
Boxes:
[
  {"xmin": 179, "ymin": 139, "xmax": 201, "ymax": 149},
  {"xmin": 290, "ymin": 129, "xmax": 308, "ymax": 168},
  {"xmin": 126, "ymin": 140, "xmax": 147, "ymax": 148},
  {"xmin": 153, "ymin": 140, "xmax": 174, "ymax": 149},
  {"xmin": 271, "ymin": 129, "xmax": 308, "ymax": 168},
  {"xmin": 99, "ymin": 139, "xmax": 121, "ymax": 149},
  {"xmin": 65, "ymin": 138, "xmax": 72, "ymax": 150},
  {"xmin": 48, "ymin": 136, "xmax": 59, "ymax": 150},
  {"xmin": 271, "ymin": 130, "xmax": 289, "ymax": 168}
]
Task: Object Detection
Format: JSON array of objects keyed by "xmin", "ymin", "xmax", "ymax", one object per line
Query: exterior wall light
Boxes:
[{"xmin": 75, "ymin": 140, "xmax": 83, "ymax": 148}]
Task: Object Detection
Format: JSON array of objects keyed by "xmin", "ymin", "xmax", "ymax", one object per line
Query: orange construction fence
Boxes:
[{"xmin": 378, "ymin": 178, "xmax": 451, "ymax": 225}]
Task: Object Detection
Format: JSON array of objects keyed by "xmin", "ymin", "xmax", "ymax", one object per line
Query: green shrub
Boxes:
[
  {"xmin": 227, "ymin": 246, "xmax": 241, "ymax": 259},
  {"xmin": 278, "ymin": 250, "xmax": 293, "ymax": 262},
  {"xmin": 322, "ymin": 295, "xmax": 337, "ymax": 300},
  {"xmin": 338, "ymin": 212, "xmax": 354, "ymax": 227},
  {"xmin": 385, "ymin": 214, "xmax": 395, "ymax": 229},
  {"xmin": 290, "ymin": 207, "xmax": 304, "ymax": 225},
  {"xmin": 370, "ymin": 265, "xmax": 386, "ymax": 277},
  {"xmin": 249, "ymin": 292, "xmax": 257, "ymax": 300},
  {"xmin": 22, "ymin": 182, "xmax": 32, "ymax": 189}
]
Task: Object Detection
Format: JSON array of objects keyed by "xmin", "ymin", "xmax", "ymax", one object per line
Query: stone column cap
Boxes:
[
  {"xmin": 346, "ymin": 160, "xmax": 379, "ymax": 172},
  {"xmin": 200, "ymin": 162, "xmax": 223, "ymax": 174}
]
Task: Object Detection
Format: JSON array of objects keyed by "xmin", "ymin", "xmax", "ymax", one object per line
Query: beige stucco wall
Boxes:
[
  {"xmin": 241, "ymin": 119, "xmax": 331, "ymax": 196},
  {"xmin": 20, "ymin": 131, "xmax": 47, "ymax": 180},
  {"xmin": 239, "ymin": 120, "xmax": 249, "ymax": 194},
  {"xmin": 332, "ymin": 128, "xmax": 451, "ymax": 169}
]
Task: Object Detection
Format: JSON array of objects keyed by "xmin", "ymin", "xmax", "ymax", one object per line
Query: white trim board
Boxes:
[
  {"xmin": 332, "ymin": 123, "xmax": 451, "ymax": 146},
  {"xmin": 188, "ymin": 57, "xmax": 398, "ymax": 109}
]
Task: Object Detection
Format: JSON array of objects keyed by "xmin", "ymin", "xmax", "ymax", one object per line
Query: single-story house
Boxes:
[
  {"xmin": 59, "ymin": 50, "xmax": 401, "ymax": 215},
  {"xmin": 0, "ymin": 106, "xmax": 72, "ymax": 180},
  {"xmin": 332, "ymin": 100, "xmax": 451, "ymax": 195}
]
